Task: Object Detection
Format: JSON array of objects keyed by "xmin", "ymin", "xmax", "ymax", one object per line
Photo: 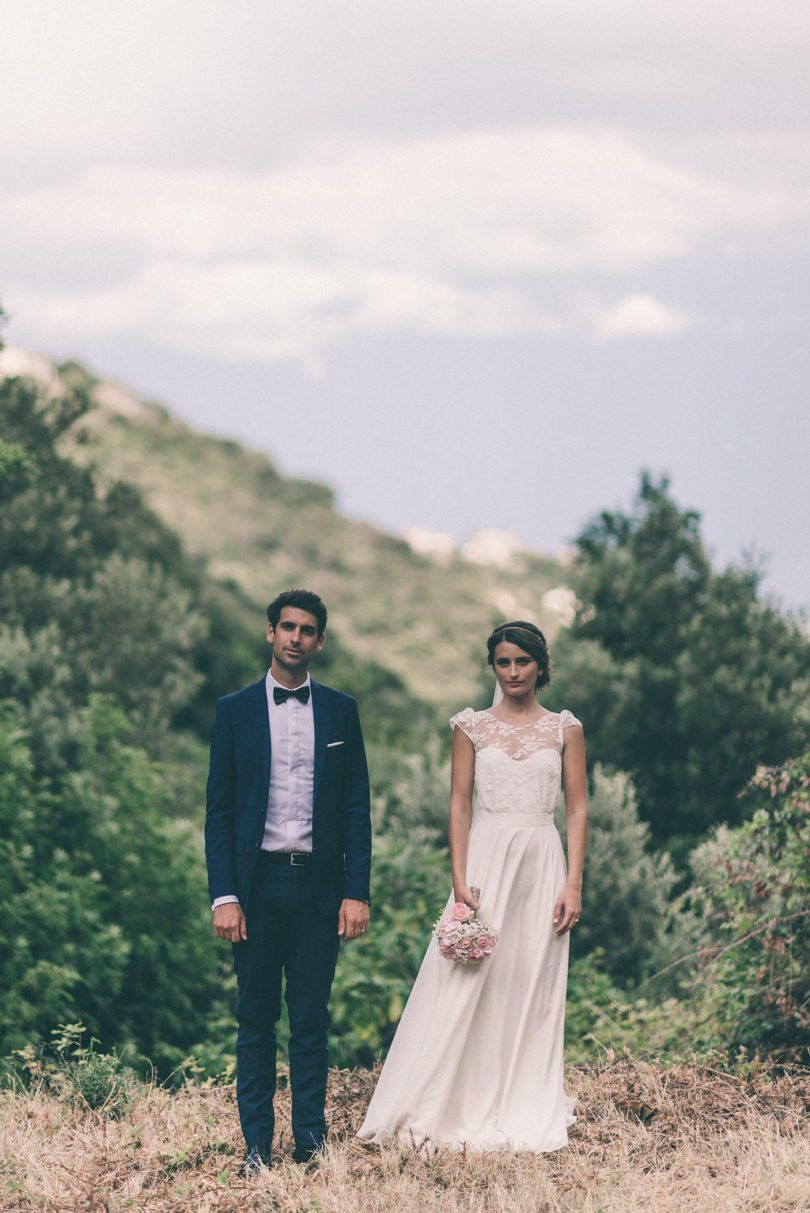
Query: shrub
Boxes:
[
  {"xmin": 565, "ymin": 953, "xmax": 699, "ymax": 1065},
  {"xmin": 563, "ymin": 767, "xmax": 698, "ymax": 991},
  {"xmin": 329, "ymin": 834, "xmax": 451, "ymax": 1066},
  {"xmin": 10, "ymin": 1023, "xmax": 138, "ymax": 1117},
  {"xmin": 690, "ymin": 751, "xmax": 810, "ymax": 1062},
  {"xmin": 0, "ymin": 701, "xmax": 224, "ymax": 1074}
]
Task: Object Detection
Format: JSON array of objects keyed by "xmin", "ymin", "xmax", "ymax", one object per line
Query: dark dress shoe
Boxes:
[
  {"xmin": 292, "ymin": 1143, "xmax": 322, "ymax": 1166},
  {"xmin": 241, "ymin": 1143, "xmax": 273, "ymax": 1175}
]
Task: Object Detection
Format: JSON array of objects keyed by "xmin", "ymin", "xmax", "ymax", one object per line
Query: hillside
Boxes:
[{"xmin": 0, "ymin": 347, "xmax": 569, "ymax": 712}]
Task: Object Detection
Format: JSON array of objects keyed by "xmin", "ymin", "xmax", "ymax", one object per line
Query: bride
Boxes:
[{"xmin": 358, "ymin": 621, "xmax": 587, "ymax": 1153}]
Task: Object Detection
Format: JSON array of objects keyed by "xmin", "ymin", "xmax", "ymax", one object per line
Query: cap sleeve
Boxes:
[
  {"xmin": 449, "ymin": 707, "xmax": 477, "ymax": 742},
  {"xmin": 560, "ymin": 708, "xmax": 582, "ymax": 730}
]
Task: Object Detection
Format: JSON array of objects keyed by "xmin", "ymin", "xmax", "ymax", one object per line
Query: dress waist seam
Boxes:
[{"xmin": 474, "ymin": 813, "xmax": 557, "ymax": 827}]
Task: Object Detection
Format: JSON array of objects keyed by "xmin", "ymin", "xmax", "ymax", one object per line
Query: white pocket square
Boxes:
[{"xmin": 326, "ymin": 740, "xmax": 344, "ymax": 748}]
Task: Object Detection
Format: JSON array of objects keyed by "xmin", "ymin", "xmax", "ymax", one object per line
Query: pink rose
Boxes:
[{"xmin": 452, "ymin": 903, "xmax": 472, "ymax": 922}]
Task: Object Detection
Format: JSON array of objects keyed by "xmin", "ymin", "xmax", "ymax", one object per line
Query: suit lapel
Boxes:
[
  {"xmin": 244, "ymin": 679, "xmax": 271, "ymax": 786},
  {"xmin": 311, "ymin": 681, "xmax": 331, "ymax": 805}
]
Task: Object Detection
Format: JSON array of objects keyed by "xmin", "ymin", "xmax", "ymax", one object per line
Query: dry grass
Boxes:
[{"xmin": 2, "ymin": 1059, "xmax": 809, "ymax": 1212}]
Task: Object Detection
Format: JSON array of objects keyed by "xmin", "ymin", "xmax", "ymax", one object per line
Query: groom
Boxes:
[{"xmin": 205, "ymin": 588, "xmax": 371, "ymax": 1171}]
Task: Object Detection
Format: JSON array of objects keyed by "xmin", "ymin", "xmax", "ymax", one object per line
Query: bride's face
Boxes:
[{"xmin": 492, "ymin": 641, "xmax": 539, "ymax": 698}]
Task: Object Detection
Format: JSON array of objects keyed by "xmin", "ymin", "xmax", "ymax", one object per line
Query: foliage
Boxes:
[
  {"xmin": 329, "ymin": 835, "xmax": 452, "ymax": 1067},
  {"xmin": 0, "ymin": 374, "xmax": 180, "ymax": 582},
  {"xmin": 10, "ymin": 1023, "xmax": 138, "ymax": 1116},
  {"xmin": 8, "ymin": 358, "xmax": 807, "ymax": 1084},
  {"xmin": 689, "ymin": 750, "xmax": 810, "ymax": 1063},
  {"xmin": 317, "ymin": 641, "xmax": 438, "ymax": 754},
  {"xmin": 565, "ymin": 767, "xmax": 698, "ymax": 990},
  {"xmin": 550, "ymin": 472, "xmax": 810, "ymax": 856},
  {"xmin": 0, "ymin": 436, "xmax": 36, "ymax": 501},
  {"xmin": 0, "ymin": 701, "xmax": 225, "ymax": 1074},
  {"xmin": 564, "ymin": 953, "xmax": 699, "ymax": 1065},
  {"xmin": 0, "ymin": 373, "xmax": 260, "ymax": 766},
  {"xmin": 367, "ymin": 732, "xmax": 452, "ymax": 843}
]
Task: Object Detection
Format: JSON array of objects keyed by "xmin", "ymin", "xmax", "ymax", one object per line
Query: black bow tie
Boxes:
[{"xmin": 273, "ymin": 685, "xmax": 310, "ymax": 705}]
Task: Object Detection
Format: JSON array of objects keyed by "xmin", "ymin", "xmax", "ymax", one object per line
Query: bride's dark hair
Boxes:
[{"xmin": 486, "ymin": 620, "xmax": 551, "ymax": 690}]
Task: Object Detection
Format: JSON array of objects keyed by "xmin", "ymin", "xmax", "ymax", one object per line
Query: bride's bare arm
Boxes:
[
  {"xmin": 554, "ymin": 724, "xmax": 587, "ymax": 935},
  {"xmin": 448, "ymin": 726, "xmax": 479, "ymax": 909}
]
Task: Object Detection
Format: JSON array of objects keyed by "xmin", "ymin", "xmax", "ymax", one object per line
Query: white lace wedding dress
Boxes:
[{"xmin": 358, "ymin": 708, "xmax": 581, "ymax": 1153}]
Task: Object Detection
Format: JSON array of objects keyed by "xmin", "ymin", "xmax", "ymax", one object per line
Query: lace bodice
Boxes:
[
  {"xmin": 450, "ymin": 707, "xmax": 582, "ymax": 823},
  {"xmin": 450, "ymin": 708, "xmax": 581, "ymax": 760}
]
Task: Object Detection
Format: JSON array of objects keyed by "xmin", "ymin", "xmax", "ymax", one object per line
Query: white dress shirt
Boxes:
[
  {"xmin": 262, "ymin": 669, "xmax": 315, "ymax": 853},
  {"xmin": 211, "ymin": 669, "xmax": 315, "ymax": 910}
]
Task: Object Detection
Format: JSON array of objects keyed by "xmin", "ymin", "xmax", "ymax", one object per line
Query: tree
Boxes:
[
  {"xmin": 548, "ymin": 474, "xmax": 810, "ymax": 856},
  {"xmin": 0, "ymin": 373, "xmax": 257, "ymax": 767},
  {"xmin": 0, "ymin": 372, "xmax": 248, "ymax": 1070}
]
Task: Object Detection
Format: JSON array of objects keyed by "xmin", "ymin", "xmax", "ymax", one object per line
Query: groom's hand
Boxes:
[
  {"xmin": 213, "ymin": 902, "xmax": 247, "ymax": 943},
  {"xmin": 338, "ymin": 898, "xmax": 370, "ymax": 941}
]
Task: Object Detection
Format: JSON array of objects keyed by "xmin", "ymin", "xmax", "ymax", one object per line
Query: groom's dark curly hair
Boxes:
[
  {"xmin": 266, "ymin": 588, "xmax": 328, "ymax": 637},
  {"xmin": 486, "ymin": 620, "xmax": 551, "ymax": 690}
]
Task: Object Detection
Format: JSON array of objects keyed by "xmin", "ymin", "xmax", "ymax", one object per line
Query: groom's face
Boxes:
[{"xmin": 267, "ymin": 606, "xmax": 324, "ymax": 680}]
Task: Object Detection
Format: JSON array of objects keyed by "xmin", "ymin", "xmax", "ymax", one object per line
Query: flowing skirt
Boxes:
[{"xmin": 358, "ymin": 815, "xmax": 575, "ymax": 1152}]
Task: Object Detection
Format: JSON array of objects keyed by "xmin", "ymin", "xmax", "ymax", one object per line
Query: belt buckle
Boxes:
[{"xmin": 290, "ymin": 852, "xmax": 307, "ymax": 867}]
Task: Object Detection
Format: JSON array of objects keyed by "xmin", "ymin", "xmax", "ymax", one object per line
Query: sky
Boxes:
[{"xmin": 2, "ymin": 0, "xmax": 809, "ymax": 611}]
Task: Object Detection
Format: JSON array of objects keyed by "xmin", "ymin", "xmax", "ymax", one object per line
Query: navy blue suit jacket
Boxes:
[{"xmin": 204, "ymin": 678, "xmax": 371, "ymax": 918}]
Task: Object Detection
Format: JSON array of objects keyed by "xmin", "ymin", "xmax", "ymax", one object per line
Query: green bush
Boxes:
[
  {"xmin": 689, "ymin": 751, "xmax": 810, "ymax": 1063},
  {"xmin": 0, "ymin": 700, "xmax": 225, "ymax": 1074},
  {"xmin": 329, "ymin": 834, "xmax": 452, "ymax": 1066},
  {"xmin": 565, "ymin": 953, "xmax": 699, "ymax": 1065},
  {"xmin": 10, "ymin": 1023, "xmax": 138, "ymax": 1117},
  {"xmin": 367, "ymin": 733, "xmax": 452, "ymax": 843},
  {"xmin": 563, "ymin": 766, "xmax": 698, "ymax": 990}
]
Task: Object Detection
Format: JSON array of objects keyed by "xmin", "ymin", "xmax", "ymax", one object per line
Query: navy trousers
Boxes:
[{"xmin": 233, "ymin": 854, "xmax": 340, "ymax": 1151}]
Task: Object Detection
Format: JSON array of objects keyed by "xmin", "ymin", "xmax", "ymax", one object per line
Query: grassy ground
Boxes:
[{"xmin": 2, "ymin": 1058, "xmax": 809, "ymax": 1212}]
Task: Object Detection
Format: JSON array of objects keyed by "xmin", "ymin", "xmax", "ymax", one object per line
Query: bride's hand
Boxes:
[
  {"xmin": 553, "ymin": 883, "xmax": 582, "ymax": 936},
  {"xmin": 453, "ymin": 883, "xmax": 480, "ymax": 911}
]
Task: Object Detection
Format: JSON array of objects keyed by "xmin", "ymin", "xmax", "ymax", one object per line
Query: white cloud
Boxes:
[
  {"xmin": 10, "ymin": 259, "xmax": 559, "ymax": 367},
  {"xmin": 3, "ymin": 127, "xmax": 806, "ymax": 364},
  {"xmin": 594, "ymin": 293, "xmax": 691, "ymax": 341},
  {"xmin": 4, "ymin": 130, "xmax": 798, "ymax": 267}
]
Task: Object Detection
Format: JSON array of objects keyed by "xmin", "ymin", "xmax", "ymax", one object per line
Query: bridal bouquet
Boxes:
[{"xmin": 433, "ymin": 889, "xmax": 498, "ymax": 966}]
